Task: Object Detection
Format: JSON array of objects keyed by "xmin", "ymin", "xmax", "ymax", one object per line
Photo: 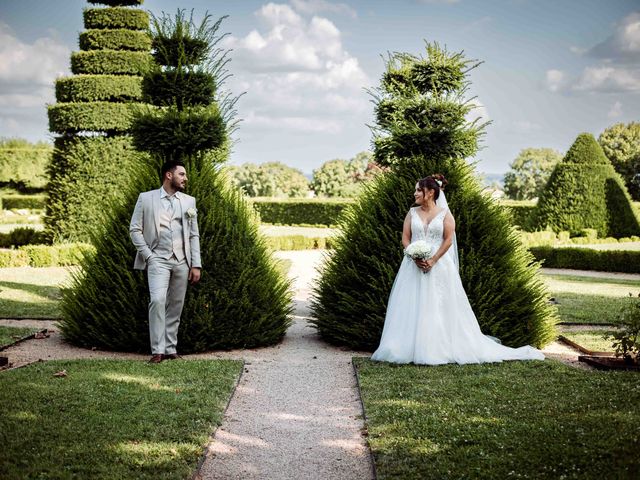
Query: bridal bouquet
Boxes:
[
  {"xmin": 405, "ymin": 241, "xmax": 432, "ymax": 274},
  {"xmin": 404, "ymin": 240, "xmax": 432, "ymax": 260}
]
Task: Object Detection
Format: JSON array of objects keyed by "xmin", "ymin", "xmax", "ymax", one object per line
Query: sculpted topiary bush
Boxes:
[
  {"xmin": 59, "ymin": 12, "xmax": 292, "ymax": 353},
  {"xmin": 311, "ymin": 44, "xmax": 558, "ymax": 350},
  {"xmin": 534, "ymin": 133, "xmax": 640, "ymax": 238},
  {"xmin": 45, "ymin": 0, "xmax": 151, "ymax": 242}
]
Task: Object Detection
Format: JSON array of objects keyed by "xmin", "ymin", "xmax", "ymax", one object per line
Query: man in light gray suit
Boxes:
[{"xmin": 130, "ymin": 160, "xmax": 202, "ymax": 363}]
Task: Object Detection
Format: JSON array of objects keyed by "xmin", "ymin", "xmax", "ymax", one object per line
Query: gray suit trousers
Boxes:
[{"xmin": 147, "ymin": 255, "xmax": 189, "ymax": 355}]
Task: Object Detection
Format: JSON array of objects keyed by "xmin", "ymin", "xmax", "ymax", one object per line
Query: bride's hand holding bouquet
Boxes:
[{"xmin": 404, "ymin": 240, "xmax": 433, "ymax": 273}]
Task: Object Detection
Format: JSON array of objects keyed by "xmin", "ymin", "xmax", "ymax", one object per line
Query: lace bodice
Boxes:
[{"xmin": 410, "ymin": 207, "xmax": 447, "ymax": 248}]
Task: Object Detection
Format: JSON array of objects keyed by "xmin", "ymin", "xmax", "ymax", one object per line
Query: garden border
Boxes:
[{"xmin": 351, "ymin": 357, "xmax": 379, "ymax": 480}]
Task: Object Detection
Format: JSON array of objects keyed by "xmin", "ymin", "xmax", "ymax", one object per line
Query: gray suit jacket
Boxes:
[{"xmin": 129, "ymin": 188, "xmax": 202, "ymax": 270}]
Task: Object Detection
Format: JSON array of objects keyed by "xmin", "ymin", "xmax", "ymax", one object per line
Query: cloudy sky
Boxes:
[{"xmin": 1, "ymin": 0, "xmax": 639, "ymax": 175}]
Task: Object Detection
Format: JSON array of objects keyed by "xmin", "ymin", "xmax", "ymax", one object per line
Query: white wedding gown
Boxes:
[{"xmin": 371, "ymin": 206, "xmax": 545, "ymax": 365}]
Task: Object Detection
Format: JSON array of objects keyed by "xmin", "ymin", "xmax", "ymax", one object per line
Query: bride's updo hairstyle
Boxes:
[{"xmin": 417, "ymin": 174, "xmax": 448, "ymax": 201}]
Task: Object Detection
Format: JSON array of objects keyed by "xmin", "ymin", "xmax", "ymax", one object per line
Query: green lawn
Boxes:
[
  {"xmin": 0, "ymin": 325, "xmax": 40, "ymax": 348},
  {"xmin": 542, "ymin": 273, "xmax": 640, "ymax": 324},
  {"xmin": 0, "ymin": 267, "xmax": 71, "ymax": 318},
  {"xmin": 560, "ymin": 329, "xmax": 617, "ymax": 352},
  {"xmin": 0, "ymin": 359, "xmax": 242, "ymax": 480},
  {"xmin": 354, "ymin": 358, "xmax": 640, "ymax": 480}
]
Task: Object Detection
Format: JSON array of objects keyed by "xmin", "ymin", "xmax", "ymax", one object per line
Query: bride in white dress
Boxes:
[{"xmin": 371, "ymin": 175, "xmax": 545, "ymax": 365}]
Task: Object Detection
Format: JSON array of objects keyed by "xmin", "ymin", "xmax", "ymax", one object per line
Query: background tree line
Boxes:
[{"xmin": 3, "ymin": 120, "xmax": 638, "ymax": 200}]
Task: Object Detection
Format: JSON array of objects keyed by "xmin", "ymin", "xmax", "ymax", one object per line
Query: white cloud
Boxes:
[
  {"xmin": 290, "ymin": 0, "xmax": 357, "ymax": 18},
  {"xmin": 466, "ymin": 99, "xmax": 490, "ymax": 124},
  {"xmin": 0, "ymin": 22, "xmax": 69, "ymax": 87},
  {"xmin": 544, "ymin": 69, "xmax": 566, "ymax": 92},
  {"xmin": 588, "ymin": 11, "xmax": 640, "ymax": 62},
  {"xmin": 244, "ymin": 111, "xmax": 342, "ymax": 133},
  {"xmin": 608, "ymin": 100, "xmax": 623, "ymax": 118},
  {"xmin": 573, "ymin": 66, "xmax": 640, "ymax": 93},
  {"xmin": 0, "ymin": 22, "xmax": 69, "ymax": 139},
  {"xmin": 224, "ymin": 3, "xmax": 370, "ymax": 137}
]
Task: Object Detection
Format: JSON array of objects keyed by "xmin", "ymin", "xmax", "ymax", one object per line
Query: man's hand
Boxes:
[{"xmin": 189, "ymin": 267, "xmax": 201, "ymax": 284}]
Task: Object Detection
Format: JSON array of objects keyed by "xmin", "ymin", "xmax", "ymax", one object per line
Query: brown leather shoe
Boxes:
[
  {"xmin": 148, "ymin": 354, "xmax": 163, "ymax": 364},
  {"xmin": 164, "ymin": 353, "xmax": 181, "ymax": 360}
]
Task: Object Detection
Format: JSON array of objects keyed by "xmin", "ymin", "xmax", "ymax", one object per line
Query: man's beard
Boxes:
[{"xmin": 171, "ymin": 177, "xmax": 185, "ymax": 192}]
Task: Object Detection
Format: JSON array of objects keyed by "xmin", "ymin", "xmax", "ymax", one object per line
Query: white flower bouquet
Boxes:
[{"xmin": 404, "ymin": 241, "xmax": 432, "ymax": 273}]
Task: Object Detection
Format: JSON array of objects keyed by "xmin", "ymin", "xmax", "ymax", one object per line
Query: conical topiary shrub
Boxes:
[
  {"xmin": 46, "ymin": 0, "xmax": 151, "ymax": 242},
  {"xmin": 59, "ymin": 12, "xmax": 292, "ymax": 353},
  {"xmin": 311, "ymin": 44, "xmax": 557, "ymax": 350},
  {"xmin": 534, "ymin": 133, "xmax": 640, "ymax": 238}
]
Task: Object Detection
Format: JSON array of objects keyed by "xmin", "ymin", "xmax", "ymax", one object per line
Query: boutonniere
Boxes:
[{"xmin": 186, "ymin": 208, "xmax": 197, "ymax": 220}]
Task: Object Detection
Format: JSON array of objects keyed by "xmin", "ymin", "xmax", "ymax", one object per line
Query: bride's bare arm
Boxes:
[
  {"xmin": 402, "ymin": 211, "xmax": 412, "ymax": 249},
  {"xmin": 426, "ymin": 212, "xmax": 455, "ymax": 267}
]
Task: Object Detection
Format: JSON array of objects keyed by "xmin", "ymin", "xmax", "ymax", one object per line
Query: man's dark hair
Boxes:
[{"xmin": 161, "ymin": 160, "xmax": 185, "ymax": 182}]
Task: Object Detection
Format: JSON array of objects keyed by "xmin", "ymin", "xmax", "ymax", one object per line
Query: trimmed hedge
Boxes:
[
  {"xmin": 266, "ymin": 235, "xmax": 333, "ymax": 251},
  {"xmin": 530, "ymin": 246, "xmax": 640, "ymax": 274},
  {"xmin": 87, "ymin": 0, "xmax": 143, "ymax": 6},
  {"xmin": 83, "ymin": 8, "xmax": 149, "ymax": 30},
  {"xmin": 251, "ymin": 198, "xmax": 353, "ymax": 226},
  {"xmin": 71, "ymin": 50, "xmax": 151, "ymax": 75},
  {"xmin": 45, "ymin": 135, "xmax": 144, "ymax": 242},
  {"xmin": 1, "ymin": 194, "xmax": 47, "ymax": 210},
  {"xmin": 152, "ymin": 37, "xmax": 209, "ymax": 67},
  {"xmin": 0, "ymin": 146, "xmax": 51, "ymax": 190},
  {"xmin": 535, "ymin": 133, "xmax": 640, "ymax": 238},
  {"xmin": 48, "ymin": 102, "xmax": 143, "ymax": 133},
  {"xmin": 0, "ymin": 227, "xmax": 46, "ymax": 248},
  {"xmin": 131, "ymin": 105, "xmax": 225, "ymax": 158},
  {"xmin": 79, "ymin": 29, "xmax": 151, "ymax": 52},
  {"xmin": 0, "ymin": 243, "xmax": 94, "ymax": 268},
  {"xmin": 500, "ymin": 200, "xmax": 536, "ymax": 230},
  {"xmin": 56, "ymin": 75, "xmax": 142, "ymax": 102},
  {"xmin": 143, "ymin": 70, "xmax": 216, "ymax": 108}
]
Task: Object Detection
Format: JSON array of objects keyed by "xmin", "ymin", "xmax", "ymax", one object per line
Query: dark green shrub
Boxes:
[
  {"xmin": 59, "ymin": 12, "xmax": 291, "ymax": 353},
  {"xmin": 0, "ymin": 140, "xmax": 51, "ymax": 190},
  {"xmin": 529, "ymin": 246, "xmax": 640, "ymax": 273},
  {"xmin": 143, "ymin": 70, "xmax": 216, "ymax": 108},
  {"xmin": 0, "ymin": 249, "xmax": 29, "ymax": 268},
  {"xmin": 71, "ymin": 50, "xmax": 151, "ymax": 75},
  {"xmin": 79, "ymin": 29, "xmax": 151, "ymax": 51},
  {"xmin": 151, "ymin": 15, "xmax": 208, "ymax": 66},
  {"xmin": 56, "ymin": 75, "xmax": 142, "ymax": 102},
  {"xmin": 499, "ymin": 200, "xmax": 536, "ymax": 230},
  {"xmin": 2, "ymin": 194, "xmax": 47, "ymax": 210},
  {"xmin": 87, "ymin": 0, "xmax": 143, "ymax": 6},
  {"xmin": 83, "ymin": 8, "xmax": 149, "ymax": 30},
  {"xmin": 45, "ymin": 135, "xmax": 144, "ymax": 242},
  {"xmin": 131, "ymin": 105, "xmax": 225, "ymax": 159},
  {"xmin": 46, "ymin": 0, "xmax": 150, "ymax": 243},
  {"xmin": 48, "ymin": 102, "xmax": 142, "ymax": 133},
  {"xmin": 312, "ymin": 44, "xmax": 557, "ymax": 350},
  {"xmin": 534, "ymin": 133, "xmax": 640, "ymax": 238},
  {"xmin": 251, "ymin": 198, "xmax": 352, "ymax": 226},
  {"xmin": 0, "ymin": 228, "xmax": 46, "ymax": 248}
]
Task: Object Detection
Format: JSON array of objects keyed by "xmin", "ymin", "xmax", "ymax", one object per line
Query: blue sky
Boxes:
[{"xmin": 0, "ymin": 0, "xmax": 638, "ymax": 175}]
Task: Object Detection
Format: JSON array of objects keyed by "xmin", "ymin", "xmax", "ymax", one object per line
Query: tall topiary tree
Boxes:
[
  {"xmin": 311, "ymin": 44, "xmax": 557, "ymax": 350},
  {"xmin": 58, "ymin": 12, "xmax": 292, "ymax": 353},
  {"xmin": 534, "ymin": 133, "xmax": 640, "ymax": 238},
  {"xmin": 46, "ymin": 0, "xmax": 151, "ymax": 242}
]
